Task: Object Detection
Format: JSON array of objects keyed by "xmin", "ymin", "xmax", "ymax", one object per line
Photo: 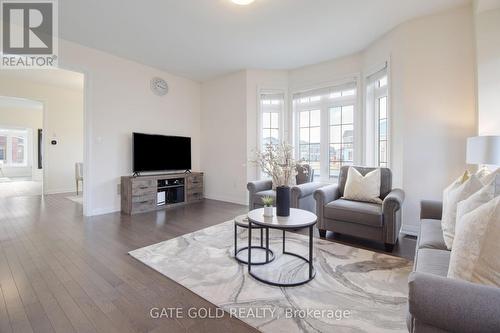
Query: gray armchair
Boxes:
[
  {"xmin": 247, "ymin": 164, "xmax": 325, "ymax": 214},
  {"xmin": 314, "ymin": 166, "xmax": 404, "ymax": 251}
]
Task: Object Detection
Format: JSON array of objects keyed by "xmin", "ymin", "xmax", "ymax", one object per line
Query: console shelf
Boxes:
[{"xmin": 121, "ymin": 172, "xmax": 203, "ymax": 215}]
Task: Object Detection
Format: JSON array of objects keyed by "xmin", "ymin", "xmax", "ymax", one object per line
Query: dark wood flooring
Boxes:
[{"xmin": 0, "ymin": 194, "xmax": 415, "ymax": 333}]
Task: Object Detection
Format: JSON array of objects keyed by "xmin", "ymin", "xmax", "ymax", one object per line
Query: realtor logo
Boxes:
[{"xmin": 1, "ymin": 0, "xmax": 58, "ymax": 68}]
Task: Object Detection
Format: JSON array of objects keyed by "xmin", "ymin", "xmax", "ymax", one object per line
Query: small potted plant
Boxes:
[{"xmin": 261, "ymin": 196, "xmax": 274, "ymax": 217}]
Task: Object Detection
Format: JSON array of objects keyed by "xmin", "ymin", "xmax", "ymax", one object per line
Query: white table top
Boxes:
[{"xmin": 247, "ymin": 208, "xmax": 317, "ymax": 229}]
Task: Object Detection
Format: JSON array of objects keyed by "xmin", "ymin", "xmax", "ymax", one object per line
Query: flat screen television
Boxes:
[{"xmin": 133, "ymin": 133, "xmax": 191, "ymax": 172}]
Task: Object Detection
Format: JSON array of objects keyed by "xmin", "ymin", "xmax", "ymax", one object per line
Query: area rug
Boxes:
[{"xmin": 129, "ymin": 220, "xmax": 412, "ymax": 333}]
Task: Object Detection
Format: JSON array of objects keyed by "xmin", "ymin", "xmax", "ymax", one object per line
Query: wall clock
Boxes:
[{"xmin": 150, "ymin": 77, "xmax": 168, "ymax": 96}]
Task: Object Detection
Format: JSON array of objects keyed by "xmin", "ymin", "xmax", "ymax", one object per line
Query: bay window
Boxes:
[{"xmin": 293, "ymin": 82, "xmax": 358, "ymax": 182}]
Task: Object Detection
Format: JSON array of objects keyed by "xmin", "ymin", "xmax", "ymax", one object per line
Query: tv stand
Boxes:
[{"xmin": 121, "ymin": 172, "xmax": 203, "ymax": 215}]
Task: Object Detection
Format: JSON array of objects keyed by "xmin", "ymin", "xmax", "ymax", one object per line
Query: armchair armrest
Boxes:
[
  {"xmin": 383, "ymin": 188, "xmax": 404, "ymax": 213},
  {"xmin": 408, "ymin": 272, "xmax": 500, "ymax": 333},
  {"xmin": 420, "ymin": 200, "xmax": 442, "ymax": 220},
  {"xmin": 291, "ymin": 183, "xmax": 327, "ymax": 213},
  {"xmin": 247, "ymin": 180, "xmax": 272, "ymax": 193},
  {"xmin": 382, "ymin": 188, "xmax": 405, "ymax": 244},
  {"xmin": 247, "ymin": 180, "xmax": 273, "ymax": 209},
  {"xmin": 291, "ymin": 182, "xmax": 326, "ymax": 199},
  {"xmin": 314, "ymin": 184, "xmax": 340, "ymax": 229},
  {"xmin": 313, "ymin": 184, "xmax": 340, "ymax": 205}
]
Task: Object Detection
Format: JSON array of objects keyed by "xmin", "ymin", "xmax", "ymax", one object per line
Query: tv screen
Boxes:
[{"xmin": 133, "ymin": 133, "xmax": 191, "ymax": 172}]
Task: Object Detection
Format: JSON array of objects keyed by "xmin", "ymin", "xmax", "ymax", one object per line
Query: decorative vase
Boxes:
[
  {"xmin": 263, "ymin": 206, "xmax": 273, "ymax": 217},
  {"xmin": 276, "ymin": 186, "xmax": 290, "ymax": 217}
]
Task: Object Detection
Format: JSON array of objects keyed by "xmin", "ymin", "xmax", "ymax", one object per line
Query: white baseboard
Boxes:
[
  {"xmin": 44, "ymin": 188, "xmax": 76, "ymax": 195},
  {"xmin": 90, "ymin": 206, "xmax": 120, "ymax": 216},
  {"xmin": 204, "ymin": 194, "xmax": 247, "ymax": 206},
  {"xmin": 400, "ymin": 224, "xmax": 419, "ymax": 237}
]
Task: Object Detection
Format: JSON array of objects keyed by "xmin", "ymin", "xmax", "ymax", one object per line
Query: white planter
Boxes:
[{"xmin": 263, "ymin": 206, "xmax": 273, "ymax": 217}]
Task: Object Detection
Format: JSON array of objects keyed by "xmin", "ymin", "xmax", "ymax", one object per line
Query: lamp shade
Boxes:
[{"xmin": 466, "ymin": 136, "xmax": 500, "ymax": 165}]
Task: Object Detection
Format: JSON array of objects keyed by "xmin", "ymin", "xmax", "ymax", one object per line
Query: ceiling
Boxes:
[
  {"xmin": 0, "ymin": 69, "xmax": 84, "ymax": 91},
  {"xmin": 59, "ymin": 0, "xmax": 470, "ymax": 82}
]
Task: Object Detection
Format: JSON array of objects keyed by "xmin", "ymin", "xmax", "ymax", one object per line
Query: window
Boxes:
[
  {"xmin": 0, "ymin": 128, "xmax": 29, "ymax": 166},
  {"xmin": 366, "ymin": 66, "xmax": 389, "ymax": 167},
  {"xmin": 0, "ymin": 135, "xmax": 6, "ymax": 163},
  {"xmin": 260, "ymin": 93, "xmax": 284, "ymax": 149},
  {"xmin": 293, "ymin": 82, "xmax": 358, "ymax": 182},
  {"xmin": 299, "ymin": 109, "xmax": 321, "ymax": 178},
  {"xmin": 329, "ymin": 105, "xmax": 354, "ymax": 180}
]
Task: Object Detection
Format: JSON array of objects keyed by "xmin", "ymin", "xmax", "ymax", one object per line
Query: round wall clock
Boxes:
[{"xmin": 150, "ymin": 77, "xmax": 168, "ymax": 96}]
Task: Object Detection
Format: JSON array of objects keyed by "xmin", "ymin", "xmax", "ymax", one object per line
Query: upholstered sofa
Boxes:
[
  {"xmin": 247, "ymin": 165, "xmax": 325, "ymax": 213},
  {"xmin": 407, "ymin": 200, "xmax": 500, "ymax": 332},
  {"xmin": 313, "ymin": 166, "xmax": 404, "ymax": 251}
]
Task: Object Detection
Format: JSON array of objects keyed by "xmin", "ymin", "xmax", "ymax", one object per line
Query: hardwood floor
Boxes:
[{"xmin": 0, "ymin": 194, "xmax": 415, "ymax": 333}]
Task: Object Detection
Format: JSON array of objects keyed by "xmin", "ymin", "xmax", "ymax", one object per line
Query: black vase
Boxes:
[{"xmin": 276, "ymin": 186, "xmax": 290, "ymax": 217}]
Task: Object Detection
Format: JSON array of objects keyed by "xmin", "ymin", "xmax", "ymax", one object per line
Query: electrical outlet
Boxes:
[{"xmin": 117, "ymin": 183, "xmax": 121, "ymax": 195}]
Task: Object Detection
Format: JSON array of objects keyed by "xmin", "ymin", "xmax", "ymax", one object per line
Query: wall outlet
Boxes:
[{"xmin": 117, "ymin": 183, "xmax": 121, "ymax": 195}]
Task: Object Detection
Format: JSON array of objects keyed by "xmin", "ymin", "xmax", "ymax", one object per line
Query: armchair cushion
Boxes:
[
  {"xmin": 338, "ymin": 166, "xmax": 392, "ymax": 199},
  {"xmin": 417, "ymin": 220, "xmax": 447, "ymax": 250},
  {"xmin": 324, "ymin": 199, "xmax": 383, "ymax": 227},
  {"xmin": 415, "ymin": 249, "xmax": 450, "ymax": 277}
]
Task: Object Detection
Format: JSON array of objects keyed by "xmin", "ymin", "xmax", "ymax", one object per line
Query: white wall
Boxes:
[
  {"xmin": 57, "ymin": 40, "xmax": 202, "ymax": 215},
  {"xmin": 0, "ymin": 78, "xmax": 84, "ymax": 194},
  {"xmin": 200, "ymin": 71, "xmax": 247, "ymax": 204},
  {"xmin": 0, "ymin": 104, "xmax": 43, "ymax": 180},
  {"xmin": 474, "ymin": 6, "xmax": 500, "ymax": 135},
  {"xmin": 364, "ymin": 5, "xmax": 476, "ymax": 234}
]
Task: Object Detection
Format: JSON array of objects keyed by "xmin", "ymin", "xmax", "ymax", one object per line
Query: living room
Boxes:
[{"xmin": 0, "ymin": 0, "xmax": 498, "ymax": 332}]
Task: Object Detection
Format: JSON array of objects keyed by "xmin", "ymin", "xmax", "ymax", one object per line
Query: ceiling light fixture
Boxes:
[{"xmin": 231, "ymin": 0, "xmax": 255, "ymax": 5}]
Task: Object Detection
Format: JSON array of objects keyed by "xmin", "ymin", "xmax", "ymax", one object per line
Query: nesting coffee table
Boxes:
[{"xmin": 247, "ymin": 208, "xmax": 317, "ymax": 287}]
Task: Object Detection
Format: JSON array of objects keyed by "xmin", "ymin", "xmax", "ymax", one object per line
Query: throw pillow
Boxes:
[
  {"xmin": 478, "ymin": 168, "xmax": 499, "ymax": 186},
  {"xmin": 456, "ymin": 179, "xmax": 495, "ymax": 223},
  {"xmin": 343, "ymin": 167, "xmax": 382, "ymax": 204},
  {"xmin": 448, "ymin": 195, "xmax": 500, "ymax": 287},
  {"xmin": 441, "ymin": 173, "xmax": 482, "ymax": 249}
]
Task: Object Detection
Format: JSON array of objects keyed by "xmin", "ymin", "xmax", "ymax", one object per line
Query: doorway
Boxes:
[{"xmin": 0, "ymin": 69, "xmax": 85, "ymax": 207}]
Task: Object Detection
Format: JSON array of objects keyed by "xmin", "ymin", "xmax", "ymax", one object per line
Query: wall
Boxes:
[
  {"xmin": 0, "ymin": 79, "xmax": 84, "ymax": 194},
  {"xmin": 362, "ymin": 5, "xmax": 477, "ymax": 234},
  {"xmin": 0, "ymin": 104, "xmax": 43, "ymax": 180},
  {"xmin": 58, "ymin": 40, "xmax": 201, "ymax": 215},
  {"xmin": 200, "ymin": 71, "xmax": 247, "ymax": 204},
  {"xmin": 474, "ymin": 6, "xmax": 500, "ymax": 135}
]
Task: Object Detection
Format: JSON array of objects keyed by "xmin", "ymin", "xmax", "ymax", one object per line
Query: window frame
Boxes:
[
  {"xmin": 365, "ymin": 64, "xmax": 391, "ymax": 168},
  {"xmin": 0, "ymin": 127, "xmax": 30, "ymax": 167},
  {"xmin": 292, "ymin": 79, "xmax": 360, "ymax": 183}
]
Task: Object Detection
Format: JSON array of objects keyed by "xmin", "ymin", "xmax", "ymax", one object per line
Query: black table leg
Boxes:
[
  {"xmin": 248, "ymin": 221, "xmax": 252, "ymax": 272},
  {"xmin": 266, "ymin": 227, "xmax": 269, "ymax": 262},
  {"xmin": 309, "ymin": 225, "xmax": 313, "ymax": 279},
  {"xmin": 260, "ymin": 228, "xmax": 263, "ymax": 247},
  {"xmin": 234, "ymin": 223, "xmax": 237, "ymax": 257},
  {"xmin": 282, "ymin": 230, "xmax": 285, "ymax": 253}
]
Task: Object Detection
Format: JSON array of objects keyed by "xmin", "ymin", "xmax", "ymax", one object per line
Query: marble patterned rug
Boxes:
[{"xmin": 129, "ymin": 220, "xmax": 412, "ymax": 333}]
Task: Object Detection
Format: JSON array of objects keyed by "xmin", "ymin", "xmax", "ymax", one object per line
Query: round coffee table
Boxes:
[
  {"xmin": 234, "ymin": 215, "xmax": 275, "ymax": 265},
  {"xmin": 247, "ymin": 208, "xmax": 317, "ymax": 287}
]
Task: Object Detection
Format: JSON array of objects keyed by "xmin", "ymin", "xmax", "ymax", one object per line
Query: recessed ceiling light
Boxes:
[{"xmin": 231, "ymin": 0, "xmax": 255, "ymax": 5}]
